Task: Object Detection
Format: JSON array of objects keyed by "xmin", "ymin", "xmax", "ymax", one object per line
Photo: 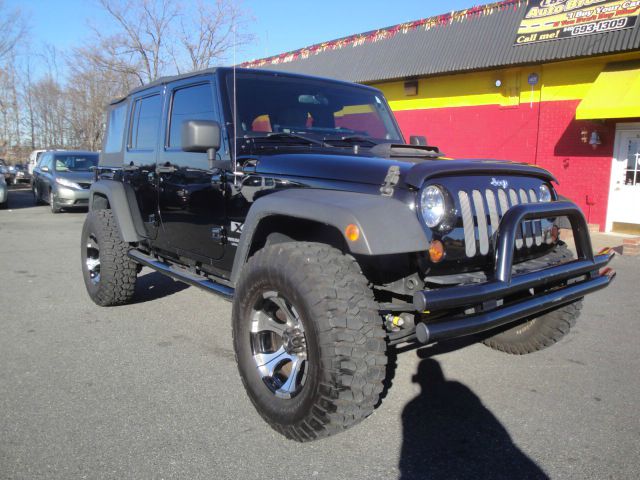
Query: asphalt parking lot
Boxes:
[{"xmin": 1, "ymin": 186, "xmax": 639, "ymax": 480}]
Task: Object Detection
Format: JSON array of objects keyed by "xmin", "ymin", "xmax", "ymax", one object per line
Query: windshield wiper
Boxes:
[
  {"xmin": 247, "ymin": 132, "xmax": 329, "ymax": 147},
  {"xmin": 323, "ymin": 135, "xmax": 379, "ymax": 146}
]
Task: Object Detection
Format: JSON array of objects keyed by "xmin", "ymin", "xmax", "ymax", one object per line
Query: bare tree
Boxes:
[
  {"xmin": 94, "ymin": 0, "xmax": 179, "ymax": 84},
  {"xmin": 94, "ymin": 0, "xmax": 252, "ymax": 83},
  {"xmin": 173, "ymin": 0, "xmax": 253, "ymax": 73},
  {"xmin": 0, "ymin": 0, "xmax": 27, "ymax": 64},
  {"xmin": 0, "ymin": 0, "xmax": 255, "ymax": 158},
  {"xmin": 65, "ymin": 48, "xmax": 139, "ymax": 150}
]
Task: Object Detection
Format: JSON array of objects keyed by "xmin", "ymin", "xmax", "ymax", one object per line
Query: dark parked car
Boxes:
[
  {"xmin": 10, "ymin": 164, "xmax": 31, "ymax": 184},
  {"xmin": 81, "ymin": 68, "xmax": 615, "ymax": 441},
  {"xmin": 32, "ymin": 151, "xmax": 98, "ymax": 213},
  {"xmin": 0, "ymin": 164, "xmax": 12, "ymax": 184}
]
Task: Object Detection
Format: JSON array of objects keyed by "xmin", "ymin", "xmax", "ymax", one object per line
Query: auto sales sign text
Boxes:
[{"xmin": 515, "ymin": 0, "xmax": 640, "ymax": 45}]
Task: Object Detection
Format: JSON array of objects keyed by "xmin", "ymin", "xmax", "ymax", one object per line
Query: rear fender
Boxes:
[{"xmin": 89, "ymin": 180, "xmax": 146, "ymax": 242}]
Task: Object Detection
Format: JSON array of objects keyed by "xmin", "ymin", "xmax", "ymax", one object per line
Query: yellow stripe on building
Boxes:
[{"xmin": 371, "ymin": 51, "xmax": 640, "ymax": 111}]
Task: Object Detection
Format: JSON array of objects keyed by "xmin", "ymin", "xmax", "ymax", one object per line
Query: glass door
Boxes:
[{"xmin": 608, "ymin": 127, "xmax": 640, "ymax": 232}]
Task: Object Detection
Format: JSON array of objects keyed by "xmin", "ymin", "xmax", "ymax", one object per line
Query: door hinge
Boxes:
[
  {"xmin": 380, "ymin": 165, "xmax": 400, "ymax": 197},
  {"xmin": 211, "ymin": 226, "xmax": 227, "ymax": 244}
]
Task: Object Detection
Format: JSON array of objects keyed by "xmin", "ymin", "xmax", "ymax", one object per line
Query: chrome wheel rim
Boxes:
[
  {"xmin": 250, "ymin": 291, "xmax": 308, "ymax": 399},
  {"xmin": 85, "ymin": 234, "xmax": 101, "ymax": 285}
]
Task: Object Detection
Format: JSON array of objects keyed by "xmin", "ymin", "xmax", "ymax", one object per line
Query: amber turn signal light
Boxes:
[
  {"xmin": 345, "ymin": 224, "xmax": 360, "ymax": 242},
  {"xmin": 429, "ymin": 240, "xmax": 445, "ymax": 263}
]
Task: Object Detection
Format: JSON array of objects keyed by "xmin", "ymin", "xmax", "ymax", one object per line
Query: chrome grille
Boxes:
[{"xmin": 458, "ymin": 187, "xmax": 549, "ymax": 258}]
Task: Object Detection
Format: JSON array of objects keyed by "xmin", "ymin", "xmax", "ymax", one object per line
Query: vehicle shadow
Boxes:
[
  {"xmin": 399, "ymin": 358, "xmax": 548, "ymax": 480},
  {"xmin": 3, "ymin": 186, "xmax": 88, "ymax": 213},
  {"xmin": 3, "ymin": 186, "xmax": 40, "ymax": 210},
  {"xmin": 133, "ymin": 271, "xmax": 190, "ymax": 303}
]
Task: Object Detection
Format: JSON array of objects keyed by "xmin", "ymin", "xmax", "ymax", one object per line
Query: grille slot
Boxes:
[
  {"xmin": 457, "ymin": 187, "xmax": 546, "ymax": 257},
  {"xmin": 458, "ymin": 191, "xmax": 477, "ymax": 257}
]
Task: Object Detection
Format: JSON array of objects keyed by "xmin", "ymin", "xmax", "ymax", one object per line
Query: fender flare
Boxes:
[
  {"xmin": 89, "ymin": 180, "xmax": 146, "ymax": 242},
  {"xmin": 230, "ymin": 189, "xmax": 429, "ymax": 285}
]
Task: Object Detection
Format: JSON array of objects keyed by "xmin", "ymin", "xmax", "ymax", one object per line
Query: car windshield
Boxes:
[
  {"xmin": 225, "ymin": 72, "xmax": 403, "ymax": 145},
  {"xmin": 54, "ymin": 154, "xmax": 98, "ymax": 172}
]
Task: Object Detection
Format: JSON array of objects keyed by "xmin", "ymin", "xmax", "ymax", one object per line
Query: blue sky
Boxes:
[{"xmin": 9, "ymin": 0, "xmax": 483, "ymax": 65}]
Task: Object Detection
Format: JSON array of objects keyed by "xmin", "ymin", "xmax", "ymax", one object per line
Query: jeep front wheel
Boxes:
[
  {"xmin": 232, "ymin": 242, "xmax": 387, "ymax": 441},
  {"xmin": 81, "ymin": 209, "xmax": 138, "ymax": 306}
]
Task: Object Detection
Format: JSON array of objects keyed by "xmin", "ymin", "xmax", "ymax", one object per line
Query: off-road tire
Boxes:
[
  {"xmin": 232, "ymin": 242, "xmax": 387, "ymax": 441},
  {"xmin": 81, "ymin": 209, "xmax": 138, "ymax": 306},
  {"xmin": 49, "ymin": 190, "xmax": 61, "ymax": 213},
  {"xmin": 482, "ymin": 244, "xmax": 582, "ymax": 354}
]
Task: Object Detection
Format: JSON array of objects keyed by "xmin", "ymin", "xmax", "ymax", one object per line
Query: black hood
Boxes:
[
  {"xmin": 254, "ymin": 152, "xmax": 410, "ymax": 186},
  {"xmin": 252, "ymin": 152, "xmax": 556, "ymax": 189}
]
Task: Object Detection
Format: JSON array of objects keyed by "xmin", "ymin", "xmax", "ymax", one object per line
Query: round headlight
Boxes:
[
  {"xmin": 539, "ymin": 184, "xmax": 552, "ymax": 203},
  {"xmin": 420, "ymin": 185, "xmax": 446, "ymax": 228}
]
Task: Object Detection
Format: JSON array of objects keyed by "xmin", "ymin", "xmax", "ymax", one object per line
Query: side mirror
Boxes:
[
  {"xmin": 409, "ymin": 135, "xmax": 427, "ymax": 146},
  {"xmin": 181, "ymin": 120, "xmax": 228, "ymax": 170}
]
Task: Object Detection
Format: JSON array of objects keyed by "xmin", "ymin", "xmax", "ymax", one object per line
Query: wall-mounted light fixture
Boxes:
[
  {"xmin": 404, "ymin": 80, "xmax": 418, "ymax": 96},
  {"xmin": 589, "ymin": 131, "xmax": 602, "ymax": 149}
]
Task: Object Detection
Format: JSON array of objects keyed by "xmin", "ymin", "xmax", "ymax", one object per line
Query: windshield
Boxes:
[
  {"xmin": 225, "ymin": 72, "xmax": 403, "ymax": 144},
  {"xmin": 54, "ymin": 154, "xmax": 98, "ymax": 172}
]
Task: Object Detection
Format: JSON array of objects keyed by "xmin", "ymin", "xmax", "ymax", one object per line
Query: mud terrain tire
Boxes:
[
  {"xmin": 81, "ymin": 209, "xmax": 138, "ymax": 306},
  {"xmin": 232, "ymin": 242, "xmax": 387, "ymax": 441}
]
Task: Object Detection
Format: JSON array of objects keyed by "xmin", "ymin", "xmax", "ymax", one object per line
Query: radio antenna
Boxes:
[{"xmin": 232, "ymin": 18, "xmax": 238, "ymax": 178}]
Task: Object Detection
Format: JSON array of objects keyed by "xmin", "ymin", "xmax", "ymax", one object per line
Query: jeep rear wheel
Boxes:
[
  {"xmin": 81, "ymin": 209, "xmax": 138, "ymax": 306},
  {"xmin": 482, "ymin": 244, "xmax": 582, "ymax": 354},
  {"xmin": 232, "ymin": 242, "xmax": 387, "ymax": 441}
]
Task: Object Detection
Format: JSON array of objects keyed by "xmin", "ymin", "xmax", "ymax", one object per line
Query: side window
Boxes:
[
  {"xmin": 104, "ymin": 102, "xmax": 127, "ymax": 153},
  {"xmin": 130, "ymin": 94, "xmax": 161, "ymax": 151},
  {"xmin": 168, "ymin": 83, "xmax": 216, "ymax": 148}
]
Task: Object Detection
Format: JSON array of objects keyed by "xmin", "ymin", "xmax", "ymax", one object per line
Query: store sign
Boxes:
[{"xmin": 515, "ymin": 0, "xmax": 640, "ymax": 45}]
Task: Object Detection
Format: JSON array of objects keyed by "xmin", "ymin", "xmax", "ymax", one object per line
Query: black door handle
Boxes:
[{"xmin": 156, "ymin": 163, "xmax": 177, "ymax": 174}]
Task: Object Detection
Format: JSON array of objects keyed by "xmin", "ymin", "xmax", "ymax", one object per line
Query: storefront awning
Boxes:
[{"xmin": 576, "ymin": 61, "xmax": 640, "ymax": 120}]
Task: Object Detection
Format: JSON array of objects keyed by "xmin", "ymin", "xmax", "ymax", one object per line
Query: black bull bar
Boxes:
[{"xmin": 413, "ymin": 201, "xmax": 616, "ymax": 345}]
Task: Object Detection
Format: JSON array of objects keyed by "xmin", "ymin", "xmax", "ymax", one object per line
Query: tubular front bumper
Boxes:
[{"xmin": 413, "ymin": 201, "xmax": 615, "ymax": 345}]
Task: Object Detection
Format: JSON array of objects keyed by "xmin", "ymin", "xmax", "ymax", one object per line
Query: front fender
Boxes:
[{"xmin": 230, "ymin": 189, "xmax": 429, "ymax": 284}]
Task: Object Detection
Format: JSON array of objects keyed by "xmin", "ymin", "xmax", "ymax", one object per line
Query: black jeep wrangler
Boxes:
[{"xmin": 81, "ymin": 68, "xmax": 615, "ymax": 441}]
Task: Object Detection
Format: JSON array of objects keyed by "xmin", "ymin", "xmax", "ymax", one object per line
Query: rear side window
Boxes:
[
  {"xmin": 104, "ymin": 103, "xmax": 127, "ymax": 153},
  {"xmin": 130, "ymin": 94, "xmax": 161, "ymax": 150},
  {"xmin": 168, "ymin": 83, "xmax": 216, "ymax": 148}
]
